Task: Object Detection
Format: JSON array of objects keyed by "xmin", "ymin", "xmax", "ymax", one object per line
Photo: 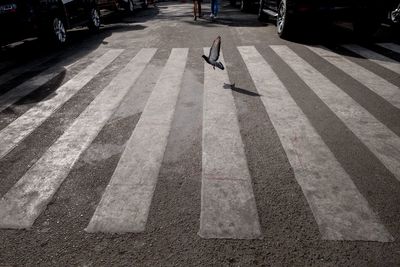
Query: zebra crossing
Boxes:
[
  {"xmin": 0, "ymin": 49, "xmax": 123, "ymax": 160},
  {"xmin": 307, "ymin": 45, "xmax": 400, "ymax": 109},
  {"xmin": 199, "ymin": 49, "xmax": 261, "ymax": 239},
  {"xmin": 343, "ymin": 44, "xmax": 400, "ymax": 75},
  {"xmin": 239, "ymin": 46, "xmax": 393, "ymax": 242},
  {"xmin": 272, "ymin": 45, "xmax": 400, "ymax": 183},
  {"xmin": 86, "ymin": 48, "xmax": 186, "ymax": 233},
  {"xmin": 0, "ymin": 42, "xmax": 399, "ymax": 242}
]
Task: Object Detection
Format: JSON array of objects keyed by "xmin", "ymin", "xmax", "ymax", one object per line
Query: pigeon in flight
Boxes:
[{"xmin": 202, "ymin": 36, "xmax": 225, "ymax": 70}]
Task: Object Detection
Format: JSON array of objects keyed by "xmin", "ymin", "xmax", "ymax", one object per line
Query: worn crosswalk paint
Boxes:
[
  {"xmin": 0, "ymin": 48, "xmax": 156, "ymax": 229},
  {"xmin": 272, "ymin": 45, "xmax": 400, "ymax": 183},
  {"xmin": 0, "ymin": 49, "xmax": 123, "ymax": 160},
  {"xmin": 199, "ymin": 48, "xmax": 261, "ymax": 239},
  {"xmin": 0, "ymin": 54, "xmax": 57, "ymax": 87},
  {"xmin": 376, "ymin": 43, "xmax": 400, "ymax": 54},
  {"xmin": 0, "ymin": 48, "xmax": 103, "ymax": 113},
  {"xmin": 307, "ymin": 45, "xmax": 400, "ymax": 109},
  {"xmin": 0, "ymin": 44, "xmax": 398, "ymax": 241},
  {"xmin": 342, "ymin": 44, "xmax": 400, "ymax": 75},
  {"xmin": 86, "ymin": 48, "xmax": 188, "ymax": 233},
  {"xmin": 239, "ymin": 45, "xmax": 393, "ymax": 242}
]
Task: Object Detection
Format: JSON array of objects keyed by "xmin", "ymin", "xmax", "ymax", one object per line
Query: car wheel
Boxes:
[
  {"xmin": 88, "ymin": 7, "xmax": 101, "ymax": 32},
  {"xmin": 277, "ymin": 0, "xmax": 293, "ymax": 38},
  {"xmin": 240, "ymin": 0, "xmax": 250, "ymax": 12},
  {"xmin": 391, "ymin": 4, "xmax": 400, "ymax": 24},
  {"xmin": 127, "ymin": 0, "xmax": 135, "ymax": 13},
  {"xmin": 51, "ymin": 17, "xmax": 67, "ymax": 45},
  {"xmin": 258, "ymin": 0, "xmax": 268, "ymax": 21}
]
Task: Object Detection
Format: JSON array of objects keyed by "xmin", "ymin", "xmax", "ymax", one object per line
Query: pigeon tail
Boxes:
[
  {"xmin": 215, "ymin": 61, "xmax": 224, "ymax": 70},
  {"xmin": 202, "ymin": 55, "xmax": 211, "ymax": 65}
]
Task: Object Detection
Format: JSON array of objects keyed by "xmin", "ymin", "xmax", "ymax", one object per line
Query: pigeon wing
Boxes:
[{"xmin": 209, "ymin": 36, "xmax": 221, "ymax": 62}]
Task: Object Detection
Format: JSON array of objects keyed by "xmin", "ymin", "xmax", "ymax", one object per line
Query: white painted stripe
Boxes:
[
  {"xmin": 199, "ymin": 48, "xmax": 261, "ymax": 239},
  {"xmin": 272, "ymin": 45, "xmax": 400, "ymax": 183},
  {"xmin": 0, "ymin": 48, "xmax": 156, "ymax": 229},
  {"xmin": 377, "ymin": 43, "xmax": 400, "ymax": 54},
  {"xmin": 239, "ymin": 46, "xmax": 392, "ymax": 242},
  {"xmin": 342, "ymin": 44, "xmax": 400, "ymax": 75},
  {"xmin": 307, "ymin": 46, "xmax": 400, "ymax": 109},
  {"xmin": 0, "ymin": 69, "xmax": 65, "ymax": 113},
  {"xmin": 86, "ymin": 48, "xmax": 187, "ymax": 233},
  {"xmin": 0, "ymin": 49, "xmax": 95, "ymax": 113},
  {"xmin": 0, "ymin": 49, "xmax": 123, "ymax": 160},
  {"xmin": 0, "ymin": 54, "xmax": 56, "ymax": 87}
]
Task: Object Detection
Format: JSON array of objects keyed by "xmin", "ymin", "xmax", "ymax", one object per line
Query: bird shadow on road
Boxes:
[{"xmin": 223, "ymin": 83, "xmax": 261, "ymax": 96}]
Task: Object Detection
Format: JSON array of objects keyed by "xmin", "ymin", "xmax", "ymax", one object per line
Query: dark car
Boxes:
[
  {"xmin": 230, "ymin": 0, "xmax": 259, "ymax": 12},
  {"xmin": 257, "ymin": 0, "xmax": 400, "ymax": 38},
  {"xmin": 0, "ymin": 0, "xmax": 101, "ymax": 46},
  {"xmin": 97, "ymin": 0, "xmax": 147, "ymax": 14},
  {"xmin": 387, "ymin": 2, "xmax": 400, "ymax": 25}
]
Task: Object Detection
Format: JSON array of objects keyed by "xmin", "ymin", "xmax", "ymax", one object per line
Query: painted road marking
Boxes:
[
  {"xmin": 0, "ymin": 54, "xmax": 58, "ymax": 87},
  {"xmin": 86, "ymin": 48, "xmax": 188, "ymax": 233},
  {"xmin": 0, "ymin": 49, "xmax": 123, "ymax": 160},
  {"xmin": 199, "ymin": 48, "xmax": 261, "ymax": 239},
  {"xmin": 342, "ymin": 44, "xmax": 400, "ymax": 75},
  {"xmin": 307, "ymin": 45, "xmax": 400, "ymax": 109},
  {"xmin": 0, "ymin": 49, "xmax": 101, "ymax": 113},
  {"xmin": 272, "ymin": 45, "xmax": 400, "ymax": 183},
  {"xmin": 377, "ymin": 43, "xmax": 400, "ymax": 55},
  {"xmin": 0, "ymin": 48, "xmax": 156, "ymax": 229},
  {"xmin": 239, "ymin": 45, "xmax": 392, "ymax": 242}
]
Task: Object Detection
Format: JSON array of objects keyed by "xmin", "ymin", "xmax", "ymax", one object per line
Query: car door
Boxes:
[
  {"xmin": 61, "ymin": 0, "xmax": 86, "ymax": 26},
  {"xmin": 266, "ymin": 0, "xmax": 277, "ymax": 11}
]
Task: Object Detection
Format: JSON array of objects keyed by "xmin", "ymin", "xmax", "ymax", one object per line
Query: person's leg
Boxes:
[
  {"xmin": 194, "ymin": 0, "xmax": 198, "ymax": 19},
  {"xmin": 198, "ymin": 0, "xmax": 202, "ymax": 17},
  {"xmin": 211, "ymin": 0, "xmax": 215, "ymax": 16},
  {"xmin": 214, "ymin": 0, "xmax": 219, "ymax": 16}
]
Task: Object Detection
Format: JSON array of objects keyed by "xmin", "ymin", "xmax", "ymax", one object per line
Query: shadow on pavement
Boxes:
[
  {"xmin": 223, "ymin": 83, "xmax": 261, "ymax": 97},
  {"xmin": 0, "ymin": 9, "xmax": 150, "ymax": 107}
]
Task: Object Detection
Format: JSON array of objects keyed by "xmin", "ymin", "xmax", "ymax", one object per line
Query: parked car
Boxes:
[
  {"xmin": 97, "ymin": 0, "xmax": 147, "ymax": 13},
  {"xmin": 230, "ymin": 0, "xmax": 258, "ymax": 12},
  {"xmin": 0, "ymin": 0, "xmax": 101, "ymax": 46},
  {"xmin": 257, "ymin": 0, "xmax": 400, "ymax": 39},
  {"xmin": 388, "ymin": 2, "xmax": 400, "ymax": 25}
]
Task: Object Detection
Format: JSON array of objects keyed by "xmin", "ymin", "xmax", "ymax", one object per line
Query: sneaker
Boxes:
[{"xmin": 210, "ymin": 13, "xmax": 214, "ymax": 18}]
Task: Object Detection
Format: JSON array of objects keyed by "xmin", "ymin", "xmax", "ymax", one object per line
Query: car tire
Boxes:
[
  {"xmin": 258, "ymin": 0, "xmax": 268, "ymax": 21},
  {"xmin": 126, "ymin": 0, "xmax": 135, "ymax": 14},
  {"xmin": 240, "ymin": 0, "xmax": 250, "ymax": 12},
  {"xmin": 88, "ymin": 7, "xmax": 101, "ymax": 32},
  {"xmin": 391, "ymin": 4, "xmax": 400, "ymax": 24},
  {"xmin": 50, "ymin": 16, "xmax": 67, "ymax": 46},
  {"xmin": 276, "ymin": 0, "xmax": 293, "ymax": 39}
]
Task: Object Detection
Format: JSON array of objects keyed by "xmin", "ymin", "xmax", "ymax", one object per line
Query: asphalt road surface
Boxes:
[{"xmin": 1, "ymin": 1, "xmax": 400, "ymax": 265}]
